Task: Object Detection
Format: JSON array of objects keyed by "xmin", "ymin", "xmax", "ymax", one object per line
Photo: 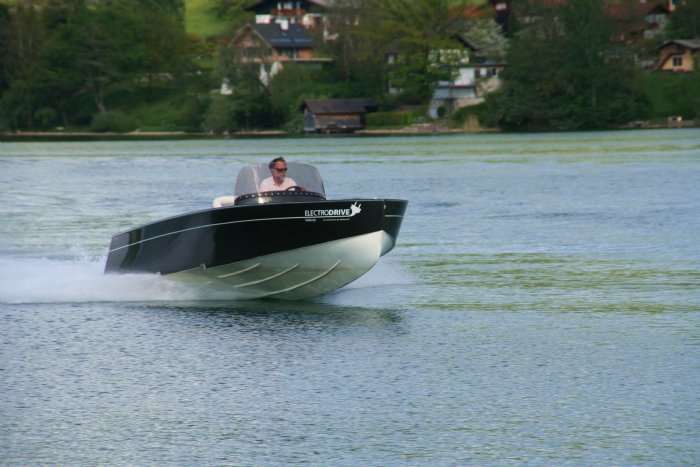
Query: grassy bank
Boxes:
[{"xmin": 185, "ymin": 0, "xmax": 229, "ymax": 37}]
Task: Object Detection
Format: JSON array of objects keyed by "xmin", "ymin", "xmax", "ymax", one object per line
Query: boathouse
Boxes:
[{"xmin": 300, "ymin": 98, "xmax": 378, "ymax": 133}]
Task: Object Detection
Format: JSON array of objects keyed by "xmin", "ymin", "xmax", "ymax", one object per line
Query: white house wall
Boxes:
[
  {"xmin": 437, "ymin": 67, "xmax": 476, "ymax": 88},
  {"xmin": 455, "ymin": 68, "xmax": 476, "ymax": 86}
]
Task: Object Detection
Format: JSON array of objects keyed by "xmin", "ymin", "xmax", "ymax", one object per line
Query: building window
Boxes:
[
  {"xmin": 282, "ymin": 49, "xmax": 299, "ymax": 59},
  {"xmin": 672, "ymin": 56, "xmax": 683, "ymax": 67}
]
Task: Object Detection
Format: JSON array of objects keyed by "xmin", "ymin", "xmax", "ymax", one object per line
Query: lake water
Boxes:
[{"xmin": 1, "ymin": 130, "xmax": 699, "ymax": 465}]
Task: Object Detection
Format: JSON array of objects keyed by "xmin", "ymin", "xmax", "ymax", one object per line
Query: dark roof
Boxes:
[
  {"xmin": 301, "ymin": 99, "xmax": 379, "ymax": 114},
  {"xmin": 604, "ymin": 2, "xmax": 670, "ymax": 21},
  {"xmin": 454, "ymin": 33, "xmax": 480, "ymax": 52},
  {"xmin": 658, "ymin": 39, "xmax": 700, "ymax": 51},
  {"xmin": 251, "ymin": 23, "xmax": 313, "ymax": 49}
]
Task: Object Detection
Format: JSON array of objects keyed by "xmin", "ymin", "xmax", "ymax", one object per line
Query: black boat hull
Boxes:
[{"xmin": 105, "ymin": 199, "xmax": 407, "ymax": 299}]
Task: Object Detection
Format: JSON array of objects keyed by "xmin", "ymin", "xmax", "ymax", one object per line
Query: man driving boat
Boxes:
[{"xmin": 259, "ymin": 157, "xmax": 297, "ymax": 192}]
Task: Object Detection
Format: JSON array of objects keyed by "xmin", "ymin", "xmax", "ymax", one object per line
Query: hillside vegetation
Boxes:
[
  {"xmin": 185, "ymin": 0, "xmax": 229, "ymax": 37},
  {"xmin": 0, "ymin": 0, "xmax": 698, "ymax": 134}
]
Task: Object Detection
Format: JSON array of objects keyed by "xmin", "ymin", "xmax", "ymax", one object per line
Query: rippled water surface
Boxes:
[{"xmin": 2, "ymin": 130, "xmax": 700, "ymax": 465}]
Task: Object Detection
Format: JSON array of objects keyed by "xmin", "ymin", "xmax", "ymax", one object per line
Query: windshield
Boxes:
[{"xmin": 234, "ymin": 162, "xmax": 326, "ymax": 197}]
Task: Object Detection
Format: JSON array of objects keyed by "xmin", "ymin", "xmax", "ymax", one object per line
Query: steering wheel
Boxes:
[{"xmin": 285, "ymin": 185, "xmax": 302, "ymax": 193}]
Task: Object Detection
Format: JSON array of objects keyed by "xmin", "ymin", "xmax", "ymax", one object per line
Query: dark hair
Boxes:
[{"xmin": 269, "ymin": 156, "xmax": 286, "ymax": 169}]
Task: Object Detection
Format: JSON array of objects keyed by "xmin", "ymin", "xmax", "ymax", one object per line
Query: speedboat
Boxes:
[{"xmin": 104, "ymin": 162, "xmax": 407, "ymax": 300}]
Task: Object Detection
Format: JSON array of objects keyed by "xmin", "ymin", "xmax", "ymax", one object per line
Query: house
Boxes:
[
  {"xmin": 300, "ymin": 99, "xmax": 378, "ymax": 133},
  {"xmin": 430, "ymin": 64, "xmax": 505, "ymax": 117},
  {"xmin": 486, "ymin": 0, "xmax": 676, "ymax": 43},
  {"xmin": 657, "ymin": 39, "xmax": 700, "ymax": 72},
  {"xmin": 228, "ymin": 1, "xmax": 333, "ymax": 85},
  {"xmin": 230, "ymin": 22, "xmax": 331, "ymax": 84},
  {"xmin": 386, "ymin": 24, "xmax": 505, "ymax": 116},
  {"xmin": 245, "ymin": 0, "xmax": 332, "ymax": 29},
  {"xmin": 452, "ymin": 1, "xmax": 512, "ymax": 32},
  {"xmin": 605, "ymin": 2, "xmax": 672, "ymax": 44},
  {"xmin": 429, "ymin": 34, "xmax": 505, "ymax": 117}
]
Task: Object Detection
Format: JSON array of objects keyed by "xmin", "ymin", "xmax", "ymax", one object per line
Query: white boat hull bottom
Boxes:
[{"xmin": 169, "ymin": 231, "xmax": 385, "ymax": 300}]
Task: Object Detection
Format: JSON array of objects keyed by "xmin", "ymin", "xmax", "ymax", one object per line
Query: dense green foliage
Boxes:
[
  {"xmin": 641, "ymin": 72, "xmax": 700, "ymax": 120},
  {"xmin": 485, "ymin": 0, "xmax": 650, "ymax": 130},
  {"xmin": 665, "ymin": 1, "xmax": 700, "ymax": 40},
  {"xmin": 0, "ymin": 0, "xmax": 209, "ymax": 132},
  {"xmin": 0, "ymin": 0, "xmax": 698, "ymax": 133}
]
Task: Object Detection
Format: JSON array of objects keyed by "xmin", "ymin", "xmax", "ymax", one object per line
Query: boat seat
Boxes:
[{"xmin": 213, "ymin": 196, "xmax": 236, "ymax": 208}]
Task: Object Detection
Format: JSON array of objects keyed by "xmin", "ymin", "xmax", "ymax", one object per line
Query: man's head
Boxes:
[{"xmin": 269, "ymin": 157, "xmax": 288, "ymax": 183}]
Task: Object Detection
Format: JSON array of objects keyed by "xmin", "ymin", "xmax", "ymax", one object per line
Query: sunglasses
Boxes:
[{"xmin": 274, "ymin": 167, "xmax": 288, "ymax": 172}]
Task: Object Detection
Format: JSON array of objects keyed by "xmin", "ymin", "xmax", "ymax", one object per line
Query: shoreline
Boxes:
[{"xmin": 1, "ymin": 120, "xmax": 697, "ymax": 141}]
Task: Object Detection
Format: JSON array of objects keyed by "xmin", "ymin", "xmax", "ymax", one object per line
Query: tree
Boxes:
[
  {"xmin": 204, "ymin": 47, "xmax": 279, "ymax": 132},
  {"xmin": 42, "ymin": 3, "xmax": 136, "ymax": 114},
  {"xmin": 212, "ymin": 0, "xmax": 254, "ymax": 32},
  {"xmin": 463, "ymin": 18, "xmax": 509, "ymax": 62},
  {"xmin": 267, "ymin": 64, "xmax": 315, "ymax": 124},
  {"xmin": 365, "ymin": 0, "xmax": 469, "ymax": 103},
  {"xmin": 316, "ymin": 0, "xmax": 388, "ymax": 101},
  {"xmin": 665, "ymin": 1, "xmax": 700, "ymax": 39},
  {"xmin": 139, "ymin": 0, "xmax": 185, "ymax": 26},
  {"xmin": 487, "ymin": 0, "xmax": 648, "ymax": 130},
  {"xmin": 0, "ymin": 5, "xmax": 10, "ymax": 95},
  {"xmin": 42, "ymin": 0, "xmax": 190, "ymax": 116},
  {"xmin": 0, "ymin": 3, "xmax": 48, "ymax": 128},
  {"xmin": 217, "ymin": 0, "xmax": 472, "ymax": 118},
  {"xmin": 125, "ymin": 5, "xmax": 189, "ymax": 97},
  {"xmin": 38, "ymin": 25, "xmax": 84, "ymax": 127}
]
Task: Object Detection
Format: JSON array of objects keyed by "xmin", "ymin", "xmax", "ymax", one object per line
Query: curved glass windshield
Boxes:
[{"xmin": 234, "ymin": 162, "xmax": 326, "ymax": 198}]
